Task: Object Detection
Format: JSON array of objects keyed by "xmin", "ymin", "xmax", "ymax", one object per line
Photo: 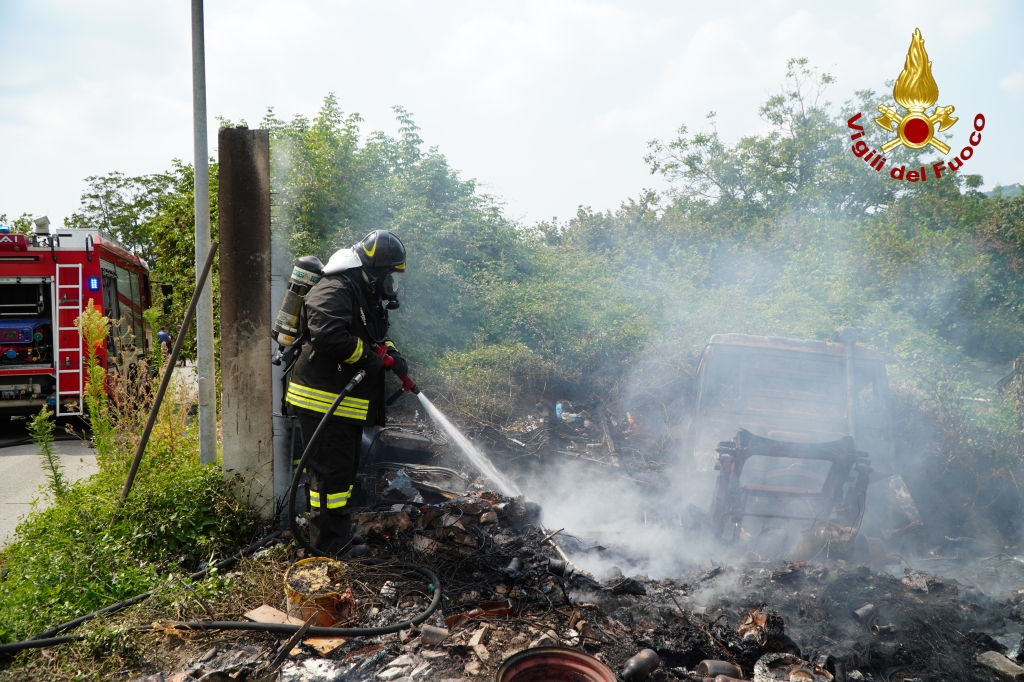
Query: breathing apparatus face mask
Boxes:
[
  {"xmin": 361, "ymin": 268, "xmax": 402, "ymax": 310},
  {"xmin": 383, "ymin": 273, "xmax": 401, "ymax": 310}
]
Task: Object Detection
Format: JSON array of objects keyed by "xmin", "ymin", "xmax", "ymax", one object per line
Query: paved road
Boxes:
[
  {"xmin": 0, "ymin": 419, "xmax": 97, "ymax": 546},
  {"xmin": 0, "ymin": 362, "xmax": 197, "ymax": 545}
]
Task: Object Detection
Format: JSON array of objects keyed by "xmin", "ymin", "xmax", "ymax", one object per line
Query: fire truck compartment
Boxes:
[
  {"xmin": 0, "ymin": 228, "xmax": 152, "ymax": 420},
  {"xmin": 0, "ymin": 319, "xmax": 52, "ymax": 365},
  {"xmin": 0, "ymin": 282, "xmax": 45, "ymax": 316},
  {"xmin": 0, "ymin": 279, "xmax": 57, "ymax": 415}
]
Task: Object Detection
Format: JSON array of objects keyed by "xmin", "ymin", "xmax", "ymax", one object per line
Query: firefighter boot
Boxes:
[
  {"xmin": 309, "ymin": 490, "xmax": 353, "ymax": 555},
  {"xmin": 317, "ymin": 513, "xmax": 369, "ymax": 560},
  {"xmin": 336, "ymin": 513, "xmax": 371, "ymax": 560}
]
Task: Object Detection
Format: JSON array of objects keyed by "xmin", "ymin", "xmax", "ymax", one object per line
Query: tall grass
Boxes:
[
  {"xmin": 27, "ymin": 406, "xmax": 65, "ymax": 499},
  {"xmin": 0, "ymin": 307, "xmax": 258, "ymax": 646}
]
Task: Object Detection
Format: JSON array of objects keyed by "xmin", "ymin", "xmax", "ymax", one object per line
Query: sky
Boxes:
[{"xmin": 0, "ymin": 0, "xmax": 1022, "ymax": 227}]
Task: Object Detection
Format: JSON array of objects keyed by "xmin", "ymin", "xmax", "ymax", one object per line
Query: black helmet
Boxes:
[{"xmin": 355, "ymin": 230, "xmax": 406, "ymax": 278}]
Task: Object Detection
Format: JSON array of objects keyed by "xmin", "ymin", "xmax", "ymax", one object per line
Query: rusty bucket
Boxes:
[
  {"xmin": 283, "ymin": 557, "xmax": 356, "ymax": 627},
  {"xmin": 496, "ymin": 647, "xmax": 616, "ymax": 682}
]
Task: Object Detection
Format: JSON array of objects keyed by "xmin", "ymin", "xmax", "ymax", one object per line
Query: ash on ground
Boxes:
[
  {"xmin": 147, "ymin": 479, "xmax": 1024, "ymax": 682},
  {"xmin": 142, "ymin": 406, "xmax": 1024, "ymax": 682}
]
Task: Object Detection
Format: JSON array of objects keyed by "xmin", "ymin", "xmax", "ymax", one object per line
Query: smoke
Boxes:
[
  {"xmin": 521, "ymin": 457, "xmax": 721, "ymax": 579},
  {"xmin": 417, "ymin": 392, "xmax": 521, "ymax": 497},
  {"xmin": 260, "ymin": 93, "xmax": 1024, "ymax": 588},
  {"xmin": 502, "ymin": 196, "xmax": 1024, "ymax": 587}
]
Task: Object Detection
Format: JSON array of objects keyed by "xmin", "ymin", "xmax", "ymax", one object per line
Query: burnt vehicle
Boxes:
[
  {"xmin": 685, "ymin": 328, "xmax": 892, "ymax": 472},
  {"xmin": 685, "ymin": 329, "xmax": 920, "ymax": 550}
]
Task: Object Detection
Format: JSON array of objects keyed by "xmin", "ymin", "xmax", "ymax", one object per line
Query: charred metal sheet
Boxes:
[
  {"xmin": 708, "ymin": 429, "xmax": 872, "ymax": 546},
  {"xmin": 687, "ymin": 336, "xmax": 894, "ymax": 473},
  {"xmin": 708, "ymin": 333, "xmax": 885, "ymax": 361}
]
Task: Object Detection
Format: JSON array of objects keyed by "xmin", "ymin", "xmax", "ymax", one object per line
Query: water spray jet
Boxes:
[{"xmin": 416, "ymin": 392, "xmax": 521, "ymax": 497}]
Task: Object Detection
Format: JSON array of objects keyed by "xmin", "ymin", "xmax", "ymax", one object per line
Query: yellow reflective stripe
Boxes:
[
  {"xmin": 285, "ymin": 395, "xmax": 368, "ymax": 415},
  {"xmin": 286, "ymin": 387, "xmax": 366, "ymax": 409},
  {"xmin": 286, "ymin": 382, "xmax": 370, "ymax": 418},
  {"xmin": 288, "ymin": 383, "xmax": 369, "ymax": 406},
  {"xmin": 286, "ymin": 397, "xmax": 368, "ymax": 419},
  {"xmin": 384, "ymin": 340, "xmax": 396, "ymax": 349},
  {"xmin": 286, "ymin": 393, "xmax": 369, "ymax": 419},
  {"xmin": 343, "ymin": 338, "xmax": 363, "ymax": 364},
  {"xmin": 310, "ymin": 489, "xmax": 352, "ymax": 509},
  {"xmin": 394, "ymin": 262, "xmax": 405, "ymax": 271}
]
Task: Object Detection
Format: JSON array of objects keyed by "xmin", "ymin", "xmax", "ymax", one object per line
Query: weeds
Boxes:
[
  {"xmin": 0, "ymin": 548, "xmax": 289, "ymax": 681},
  {"xmin": 429, "ymin": 342, "xmax": 568, "ymax": 423},
  {"xmin": 28, "ymin": 406, "xmax": 66, "ymax": 499},
  {"xmin": 77, "ymin": 301, "xmax": 116, "ymax": 467},
  {"xmin": 0, "ymin": 309, "xmax": 259, "ymax": 648},
  {"xmin": 143, "ymin": 307, "xmax": 164, "ymax": 368}
]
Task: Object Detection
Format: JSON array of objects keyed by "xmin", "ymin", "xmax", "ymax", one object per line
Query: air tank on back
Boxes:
[{"xmin": 272, "ymin": 256, "xmax": 324, "ymax": 352}]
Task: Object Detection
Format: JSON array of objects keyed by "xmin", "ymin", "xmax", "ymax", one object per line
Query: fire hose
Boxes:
[
  {"xmin": 375, "ymin": 344, "xmax": 420, "ymax": 406},
  {"xmin": 284, "ymin": 366, "xmax": 442, "ymax": 612},
  {"xmin": 3, "ymin": 548, "xmax": 442, "ymax": 657},
  {"xmin": 2, "ymin": 369, "xmax": 440, "ymax": 657},
  {"xmin": 0, "ymin": 530, "xmax": 285, "ymax": 655}
]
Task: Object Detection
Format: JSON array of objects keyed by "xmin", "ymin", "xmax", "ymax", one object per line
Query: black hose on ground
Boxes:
[
  {"xmin": 27, "ymin": 531, "xmax": 285, "ymax": 642},
  {"xmin": 4, "ymin": 369, "xmax": 446, "ymax": 657},
  {"xmin": 0, "ymin": 636, "xmax": 81, "ymax": 653},
  {"xmin": 140, "ymin": 583, "xmax": 443, "ymax": 636},
  {"xmin": 1, "ymin": 560, "xmax": 443, "ymax": 656}
]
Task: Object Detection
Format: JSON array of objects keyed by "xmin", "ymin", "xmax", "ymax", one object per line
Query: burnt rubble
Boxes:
[
  {"xmin": 113, "ymin": 404, "xmax": 1024, "ymax": 681},
  {"xmin": 141, "ymin": 473, "xmax": 1024, "ymax": 682}
]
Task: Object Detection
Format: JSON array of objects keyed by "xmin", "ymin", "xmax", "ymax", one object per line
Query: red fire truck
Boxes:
[{"xmin": 0, "ymin": 217, "xmax": 151, "ymax": 425}]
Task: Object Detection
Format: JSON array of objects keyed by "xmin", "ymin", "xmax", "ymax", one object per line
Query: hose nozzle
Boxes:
[
  {"xmin": 386, "ymin": 375, "xmax": 418, "ymax": 406},
  {"xmin": 375, "ymin": 344, "xmax": 418, "ymax": 405}
]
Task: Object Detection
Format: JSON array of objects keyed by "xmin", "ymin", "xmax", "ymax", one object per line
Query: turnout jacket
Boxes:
[{"xmin": 286, "ymin": 271, "xmax": 394, "ymax": 426}]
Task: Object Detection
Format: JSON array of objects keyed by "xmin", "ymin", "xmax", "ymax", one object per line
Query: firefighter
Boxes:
[{"xmin": 285, "ymin": 230, "xmax": 409, "ymax": 557}]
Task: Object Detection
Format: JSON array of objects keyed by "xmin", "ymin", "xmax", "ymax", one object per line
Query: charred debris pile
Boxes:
[
  {"xmin": 10, "ymin": 381, "xmax": 1024, "ymax": 681},
  {"xmin": 101, "ymin": 441, "xmax": 1024, "ymax": 682}
]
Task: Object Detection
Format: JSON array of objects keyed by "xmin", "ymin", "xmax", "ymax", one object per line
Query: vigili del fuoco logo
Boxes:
[{"xmin": 847, "ymin": 28, "xmax": 985, "ymax": 183}]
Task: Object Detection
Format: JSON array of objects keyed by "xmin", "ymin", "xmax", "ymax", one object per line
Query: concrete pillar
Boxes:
[{"xmin": 218, "ymin": 126, "xmax": 274, "ymax": 517}]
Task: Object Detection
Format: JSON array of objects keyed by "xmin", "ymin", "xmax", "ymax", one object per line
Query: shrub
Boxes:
[
  {"xmin": 428, "ymin": 342, "xmax": 568, "ymax": 423},
  {"xmin": 0, "ymin": 307, "xmax": 258, "ymax": 645},
  {"xmin": 0, "ymin": 461, "xmax": 256, "ymax": 644}
]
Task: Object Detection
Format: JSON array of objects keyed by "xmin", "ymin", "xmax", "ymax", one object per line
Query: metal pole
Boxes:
[
  {"xmin": 270, "ymin": 235, "xmax": 291, "ymax": 510},
  {"xmin": 118, "ymin": 244, "xmax": 219, "ymax": 507},
  {"xmin": 192, "ymin": 0, "xmax": 217, "ymax": 465}
]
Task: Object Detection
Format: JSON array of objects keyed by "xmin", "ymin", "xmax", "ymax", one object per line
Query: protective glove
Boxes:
[
  {"xmin": 374, "ymin": 344, "xmax": 408, "ymax": 376},
  {"xmin": 358, "ymin": 348, "xmax": 384, "ymax": 374},
  {"xmin": 388, "ymin": 350, "xmax": 409, "ymax": 377},
  {"xmin": 374, "ymin": 344, "xmax": 395, "ymax": 370}
]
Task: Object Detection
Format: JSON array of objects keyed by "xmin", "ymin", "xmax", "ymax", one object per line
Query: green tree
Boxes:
[
  {"xmin": 66, "ymin": 162, "xmax": 219, "ymax": 361},
  {"xmin": 0, "ymin": 213, "xmax": 34, "ymax": 234},
  {"xmin": 65, "ymin": 172, "xmax": 172, "ymax": 262},
  {"xmin": 265, "ymin": 99, "xmax": 531, "ymax": 364},
  {"xmin": 644, "ymin": 59, "xmax": 914, "ymax": 225}
]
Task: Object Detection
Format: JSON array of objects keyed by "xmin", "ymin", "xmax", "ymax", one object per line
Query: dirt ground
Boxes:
[{"xmin": 6, "ymin": 406, "xmax": 1024, "ymax": 681}]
